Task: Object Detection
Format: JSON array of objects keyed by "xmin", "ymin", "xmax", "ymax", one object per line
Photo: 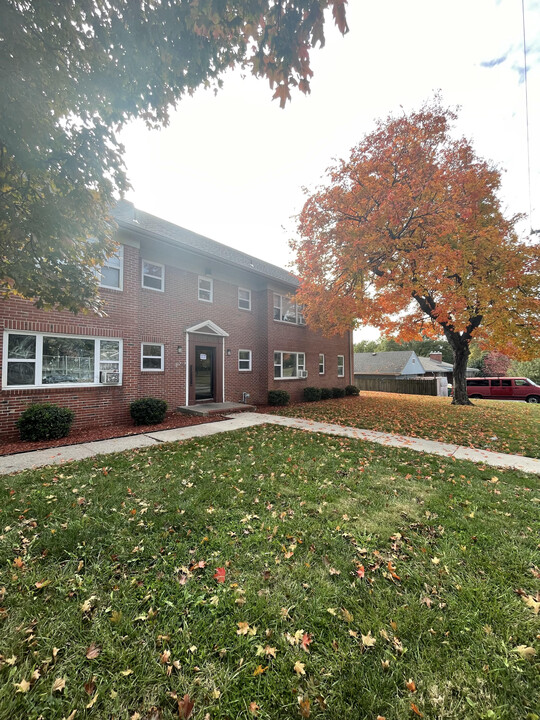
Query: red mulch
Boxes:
[{"xmin": 0, "ymin": 412, "xmax": 228, "ymax": 457}]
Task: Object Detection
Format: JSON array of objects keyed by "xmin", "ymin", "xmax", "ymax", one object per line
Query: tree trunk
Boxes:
[{"xmin": 448, "ymin": 336, "xmax": 473, "ymax": 405}]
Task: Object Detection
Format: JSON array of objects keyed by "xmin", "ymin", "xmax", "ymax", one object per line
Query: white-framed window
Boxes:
[
  {"xmin": 98, "ymin": 246, "xmax": 123, "ymax": 290},
  {"xmin": 3, "ymin": 331, "xmax": 122, "ymax": 388},
  {"xmin": 238, "ymin": 288, "xmax": 251, "ymax": 311},
  {"xmin": 238, "ymin": 349, "xmax": 252, "ymax": 372},
  {"xmin": 141, "ymin": 343, "xmax": 164, "ymax": 371},
  {"xmin": 273, "ymin": 351, "xmax": 306, "ymax": 379},
  {"xmin": 337, "ymin": 355, "xmax": 345, "ymax": 377},
  {"xmin": 142, "ymin": 260, "xmax": 165, "ymax": 291},
  {"xmin": 198, "ymin": 276, "xmax": 213, "ymax": 302},
  {"xmin": 273, "ymin": 294, "xmax": 306, "ymax": 325},
  {"xmin": 319, "ymin": 353, "xmax": 325, "ymax": 375}
]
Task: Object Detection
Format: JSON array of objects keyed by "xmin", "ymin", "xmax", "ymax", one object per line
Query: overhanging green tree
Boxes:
[{"xmin": 0, "ymin": 0, "xmax": 348, "ymax": 313}]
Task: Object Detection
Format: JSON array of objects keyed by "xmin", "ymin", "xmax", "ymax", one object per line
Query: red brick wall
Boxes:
[{"xmin": 1, "ymin": 240, "xmax": 351, "ymax": 440}]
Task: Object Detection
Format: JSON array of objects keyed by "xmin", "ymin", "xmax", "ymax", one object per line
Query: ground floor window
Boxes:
[
  {"xmin": 141, "ymin": 343, "xmax": 164, "ymax": 371},
  {"xmin": 274, "ymin": 351, "xmax": 306, "ymax": 379},
  {"xmin": 3, "ymin": 331, "xmax": 121, "ymax": 388},
  {"xmin": 319, "ymin": 353, "xmax": 325, "ymax": 374},
  {"xmin": 238, "ymin": 349, "xmax": 252, "ymax": 371},
  {"xmin": 337, "ymin": 355, "xmax": 345, "ymax": 377}
]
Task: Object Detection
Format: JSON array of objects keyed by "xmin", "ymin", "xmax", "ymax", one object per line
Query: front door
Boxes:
[{"xmin": 195, "ymin": 346, "xmax": 215, "ymax": 401}]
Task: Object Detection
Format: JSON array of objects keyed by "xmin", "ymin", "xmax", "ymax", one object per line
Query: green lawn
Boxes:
[
  {"xmin": 0, "ymin": 427, "xmax": 538, "ymax": 720},
  {"xmin": 266, "ymin": 392, "xmax": 540, "ymax": 458}
]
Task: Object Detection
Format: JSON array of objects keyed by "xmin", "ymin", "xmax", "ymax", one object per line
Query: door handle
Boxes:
[{"xmin": 189, "ymin": 365, "xmax": 193, "ymax": 386}]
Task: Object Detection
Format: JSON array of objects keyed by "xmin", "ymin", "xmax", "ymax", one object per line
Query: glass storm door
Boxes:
[{"xmin": 195, "ymin": 346, "xmax": 215, "ymax": 401}]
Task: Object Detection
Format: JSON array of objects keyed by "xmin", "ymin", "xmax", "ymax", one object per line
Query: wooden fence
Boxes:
[{"xmin": 354, "ymin": 376, "xmax": 439, "ymax": 396}]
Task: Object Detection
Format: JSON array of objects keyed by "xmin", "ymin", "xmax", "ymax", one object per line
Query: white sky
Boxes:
[{"xmin": 120, "ymin": 0, "xmax": 540, "ymax": 341}]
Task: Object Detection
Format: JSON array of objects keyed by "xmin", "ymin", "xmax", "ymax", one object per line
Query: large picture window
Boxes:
[
  {"xmin": 273, "ymin": 294, "xmax": 306, "ymax": 325},
  {"xmin": 274, "ymin": 351, "xmax": 306, "ymax": 379},
  {"xmin": 3, "ymin": 332, "xmax": 122, "ymax": 388}
]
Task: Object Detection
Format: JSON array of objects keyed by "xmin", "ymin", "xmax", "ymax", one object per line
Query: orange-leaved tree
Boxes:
[{"xmin": 293, "ymin": 99, "xmax": 540, "ymax": 405}]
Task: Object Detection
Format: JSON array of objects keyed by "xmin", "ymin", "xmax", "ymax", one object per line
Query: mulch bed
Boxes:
[{"xmin": 0, "ymin": 412, "xmax": 228, "ymax": 457}]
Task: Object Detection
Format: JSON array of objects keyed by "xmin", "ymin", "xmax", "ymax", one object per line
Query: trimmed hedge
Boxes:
[
  {"xmin": 17, "ymin": 403, "xmax": 75, "ymax": 442},
  {"xmin": 345, "ymin": 384, "xmax": 360, "ymax": 396},
  {"xmin": 303, "ymin": 386, "xmax": 322, "ymax": 402},
  {"xmin": 268, "ymin": 390, "xmax": 290, "ymax": 406},
  {"xmin": 332, "ymin": 387, "xmax": 346, "ymax": 398},
  {"xmin": 130, "ymin": 397, "xmax": 168, "ymax": 425},
  {"xmin": 320, "ymin": 387, "xmax": 333, "ymax": 400}
]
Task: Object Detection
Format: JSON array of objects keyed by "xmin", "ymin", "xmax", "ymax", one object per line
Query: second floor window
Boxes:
[
  {"xmin": 273, "ymin": 294, "xmax": 306, "ymax": 325},
  {"xmin": 142, "ymin": 260, "xmax": 164, "ymax": 291},
  {"xmin": 98, "ymin": 246, "xmax": 123, "ymax": 290},
  {"xmin": 238, "ymin": 288, "xmax": 251, "ymax": 310},
  {"xmin": 198, "ymin": 277, "xmax": 213, "ymax": 302}
]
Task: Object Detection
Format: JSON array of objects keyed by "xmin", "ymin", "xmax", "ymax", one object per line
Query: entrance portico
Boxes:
[{"xmin": 185, "ymin": 321, "xmax": 229, "ymax": 406}]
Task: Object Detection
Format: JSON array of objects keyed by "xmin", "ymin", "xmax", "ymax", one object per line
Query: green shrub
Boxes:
[
  {"xmin": 17, "ymin": 403, "xmax": 75, "ymax": 442},
  {"xmin": 130, "ymin": 397, "xmax": 168, "ymax": 425},
  {"xmin": 345, "ymin": 384, "xmax": 360, "ymax": 396},
  {"xmin": 320, "ymin": 387, "xmax": 333, "ymax": 400},
  {"xmin": 303, "ymin": 386, "xmax": 322, "ymax": 402},
  {"xmin": 268, "ymin": 390, "xmax": 290, "ymax": 406},
  {"xmin": 332, "ymin": 387, "xmax": 346, "ymax": 398}
]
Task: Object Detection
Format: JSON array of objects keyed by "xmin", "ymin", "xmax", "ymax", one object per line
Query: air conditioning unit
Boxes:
[
  {"xmin": 100, "ymin": 371, "xmax": 120, "ymax": 385},
  {"xmin": 299, "ymin": 370, "xmax": 308, "ymax": 379}
]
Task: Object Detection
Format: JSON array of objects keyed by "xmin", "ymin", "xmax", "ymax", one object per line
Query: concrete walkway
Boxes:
[{"xmin": 1, "ymin": 412, "xmax": 539, "ymax": 475}]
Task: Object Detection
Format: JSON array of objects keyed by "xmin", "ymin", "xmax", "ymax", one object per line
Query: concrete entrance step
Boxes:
[{"xmin": 177, "ymin": 402, "xmax": 256, "ymax": 416}]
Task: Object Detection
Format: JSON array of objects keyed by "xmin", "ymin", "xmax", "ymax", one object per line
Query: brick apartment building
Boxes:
[{"xmin": 1, "ymin": 202, "xmax": 353, "ymax": 440}]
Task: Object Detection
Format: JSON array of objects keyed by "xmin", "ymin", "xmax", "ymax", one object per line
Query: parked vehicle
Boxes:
[{"xmin": 466, "ymin": 377, "xmax": 540, "ymax": 403}]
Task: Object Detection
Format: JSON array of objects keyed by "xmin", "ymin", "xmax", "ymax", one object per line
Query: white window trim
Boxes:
[
  {"xmin": 98, "ymin": 245, "xmax": 124, "ymax": 291},
  {"xmin": 238, "ymin": 287, "xmax": 251, "ymax": 311},
  {"xmin": 142, "ymin": 260, "xmax": 165, "ymax": 292},
  {"xmin": 319, "ymin": 353, "xmax": 325, "ymax": 375},
  {"xmin": 337, "ymin": 355, "xmax": 345, "ymax": 377},
  {"xmin": 2, "ymin": 330, "xmax": 123, "ymax": 389},
  {"xmin": 141, "ymin": 343, "xmax": 164, "ymax": 372},
  {"xmin": 273, "ymin": 350, "xmax": 306, "ymax": 380},
  {"xmin": 198, "ymin": 276, "xmax": 213, "ymax": 303},
  {"xmin": 238, "ymin": 349, "xmax": 252, "ymax": 372},
  {"xmin": 273, "ymin": 293, "xmax": 306, "ymax": 325}
]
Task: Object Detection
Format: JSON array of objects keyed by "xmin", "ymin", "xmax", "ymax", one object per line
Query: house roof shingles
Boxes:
[
  {"xmin": 353, "ymin": 350, "xmax": 418, "ymax": 376},
  {"xmin": 113, "ymin": 201, "xmax": 298, "ymax": 288}
]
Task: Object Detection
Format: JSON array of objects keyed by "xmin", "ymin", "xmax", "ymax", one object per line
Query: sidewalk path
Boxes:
[{"xmin": 1, "ymin": 412, "xmax": 539, "ymax": 476}]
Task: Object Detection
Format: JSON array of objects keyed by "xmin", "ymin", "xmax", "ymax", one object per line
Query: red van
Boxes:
[{"xmin": 466, "ymin": 377, "xmax": 540, "ymax": 403}]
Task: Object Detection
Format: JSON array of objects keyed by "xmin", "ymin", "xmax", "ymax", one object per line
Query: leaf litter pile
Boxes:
[
  {"xmin": 265, "ymin": 392, "xmax": 540, "ymax": 458},
  {"xmin": 0, "ymin": 426, "xmax": 538, "ymax": 719}
]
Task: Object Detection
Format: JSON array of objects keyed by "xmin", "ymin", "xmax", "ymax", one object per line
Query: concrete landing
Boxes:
[{"xmin": 177, "ymin": 402, "xmax": 256, "ymax": 416}]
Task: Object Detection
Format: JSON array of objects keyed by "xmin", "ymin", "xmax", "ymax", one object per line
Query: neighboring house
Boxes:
[
  {"xmin": 354, "ymin": 350, "xmax": 478, "ymax": 383},
  {"xmin": 1, "ymin": 202, "xmax": 352, "ymax": 440},
  {"xmin": 353, "ymin": 350, "xmax": 424, "ymax": 378}
]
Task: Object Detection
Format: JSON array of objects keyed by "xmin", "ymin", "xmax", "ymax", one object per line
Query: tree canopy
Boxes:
[
  {"xmin": 293, "ymin": 99, "xmax": 540, "ymax": 404},
  {"xmin": 0, "ymin": 0, "xmax": 348, "ymax": 312}
]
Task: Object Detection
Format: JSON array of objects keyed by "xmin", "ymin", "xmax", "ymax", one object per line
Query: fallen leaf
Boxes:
[
  {"xmin": 293, "ymin": 661, "xmax": 306, "ymax": 676},
  {"xmin": 361, "ymin": 631, "xmax": 376, "ymax": 648},
  {"xmin": 85, "ymin": 643, "xmax": 101, "ymax": 660},
  {"xmin": 249, "ymin": 702, "xmax": 259, "ymax": 715},
  {"xmin": 356, "ymin": 565, "xmax": 365, "ymax": 579},
  {"xmin": 253, "ymin": 665, "xmax": 267, "ymax": 676},
  {"xmin": 299, "ymin": 697, "xmax": 311, "ymax": 717},
  {"xmin": 406, "ymin": 678, "xmax": 417, "ymax": 692},
  {"xmin": 120, "ymin": 669, "xmax": 133, "ymax": 676},
  {"xmin": 513, "ymin": 645, "xmax": 536, "ymax": 660},
  {"xmin": 178, "ymin": 694, "xmax": 194, "ymax": 719},
  {"xmin": 14, "ymin": 678, "xmax": 31, "ymax": 693},
  {"xmin": 86, "ymin": 691, "xmax": 99, "ymax": 709},
  {"xmin": 411, "ymin": 703, "xmax": 423, "ymax": 717},
  {"xmin": 52, "ymin": 677, "xmax": 66, "ymax": 693},
  {"xmin": 341, "ymin": 608, "xmax": 354, "ymax": 623},
  {"xmin": 300, "ymin": 633, "xmax": 312, "ymax": 653},
  {"xmin": 213, "ymin": 567, "xmax": 226, "ymax": 583}
]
